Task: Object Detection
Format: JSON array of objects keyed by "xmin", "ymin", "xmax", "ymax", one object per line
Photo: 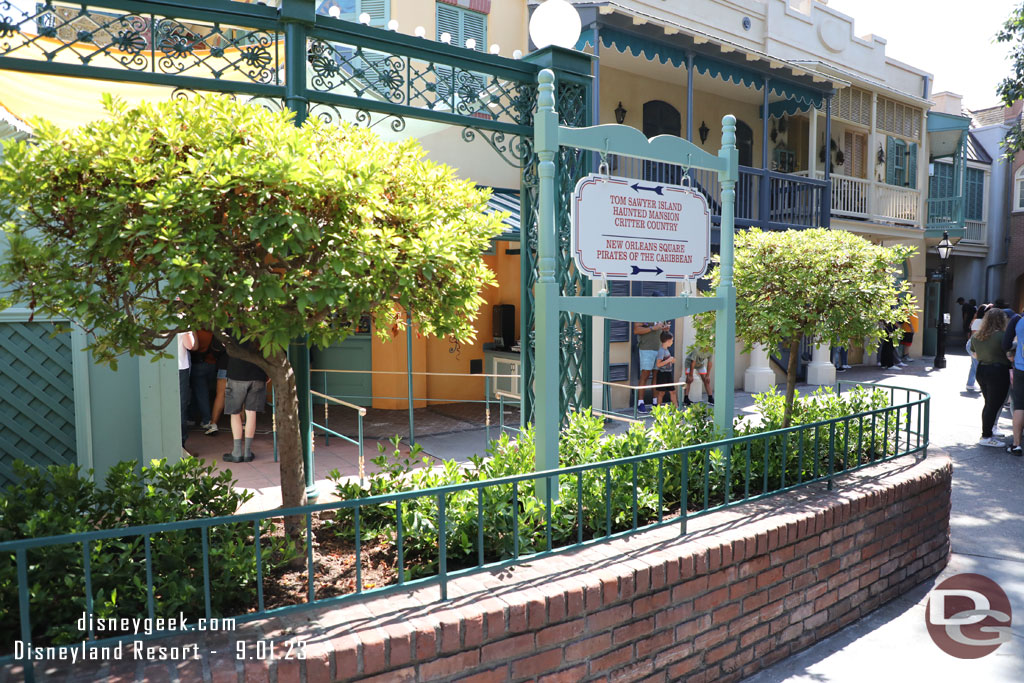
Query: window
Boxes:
[
  {"xmin": 316, "ymin": 0, "xmax": 388, "ymax": 25},
  {"xmin": 842, "ymin": 130, "xmax": 866, "ymax": 178},
  {"xmin": 436, "ymin": 4, "xmax": 487, "ymax": 103},
  {"xmin": 929, "ymin": 161, "xmax": 954, "ymax": 199},
  {"xmin": 964, "ymin": 167, "xmax": 986, "ymax": 221},
  {"xmin": 886, "ymin": 136, "xmax": 917, "ymax": 188},
  {"xmin": 1015, "ymin": 166, "xmax": 1024, "ymax": 212},
  {"xmin": 876, "ymin": 96, "xmax": 922, "ymax": 140}
]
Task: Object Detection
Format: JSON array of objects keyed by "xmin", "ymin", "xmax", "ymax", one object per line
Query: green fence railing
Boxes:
[{"xmin": 0, "ymin": 381, "xmax": 928, "ymax": 681}]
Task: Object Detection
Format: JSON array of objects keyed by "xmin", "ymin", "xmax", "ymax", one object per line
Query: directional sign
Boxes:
[{"xmin": 570, "ymin": 173, "xmax": 711, "ymax": 281}]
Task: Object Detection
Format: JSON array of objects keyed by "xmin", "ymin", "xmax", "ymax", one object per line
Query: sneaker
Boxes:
[
  {"xmin": 707, "ymin": 395, "xmax": 715, "ymax": 405},
  {"xmin": 683, "ymin": 396, "xmax": 693, "ymax": 406},
  {"xmin": 966, "ymin": 385, "xmax": 978, "ymax": 392},
  {"xmin": 223, "ymin": 452, "xmax": 254, "ymax": 463},
  {"xmin": 1007, "ymin": 445, "xmax": 1023, "ymax": 457},
  {"xmin": 896, "ymin": 362, "xmax": 907, "ymax": 368},
  {"xmin": 837, "ymin": 367, "xmax": 847, "ymax": 372},
  {"xmin": 202, "ymin": 422, "xmax": 218, "ymax": 436},
  {"xmin": 991, "ymin": 430, "xmax": 1006, "ymax": 438},
  {"xmin": 637, "ymin": 401, "xmax": 649, "ymax": 414},
  {"xmin": 841, "ymin": 364, "xmax": 852, "ymax": 370},
  {"xmin": 978, "ymin": 437, "xmax": 1004, "ymax": 448}
]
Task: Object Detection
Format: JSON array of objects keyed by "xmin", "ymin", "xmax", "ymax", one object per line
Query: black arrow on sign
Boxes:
[
  {"xmin": 630, "ymin": 265, "xmax": 664, "ymax": 276},
  {"xmin": 630, "ymin": 183, "xmax": 664, "ymax": 195}
]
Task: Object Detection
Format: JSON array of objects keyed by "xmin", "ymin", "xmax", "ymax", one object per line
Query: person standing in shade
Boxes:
[
  {"xmin": 969, "ymin": 308, "xmax": 1011, "ymax": 447},
  {"xmin": 683, "ymin": 345, "xmax": 713, "ymax": 406},
  {"xmin": 223, "ymin": 344, "xmax": 268, "ymax": 463},
  {"xmin": 177, "ymin": 330, "xmax": 195, "ymax": 448},
  {"xmin": 1002, "ymin": 306, "xmax": 1024, "ymax": 457},
  {"xmin": 965, "ymin": 304, "xmax": 990, "ymax": 392},
  {"xmin": 655, "ymin": 331, "xmax": 677, "ymax": 408},
  {"xmin": 634, "ymin": 320, "xmax": 668, "ymax": 413}
]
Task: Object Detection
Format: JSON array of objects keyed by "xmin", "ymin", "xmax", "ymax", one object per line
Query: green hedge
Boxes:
[
  {"xmin": 330, "ymin": 386, "xmax": 902, "ymax": 580},
  {"xmin": 0, "ymin": 457, "xmax": 297, "ymax": 649}
]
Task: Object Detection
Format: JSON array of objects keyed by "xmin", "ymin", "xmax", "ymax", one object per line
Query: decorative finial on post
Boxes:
[
  {"xmin": 721, "ymin": 114, "xmax": 736, "ymax": 150},
  {"xmin": 538, "ymin": 68, "xmax": 556, "ymax": 113}
]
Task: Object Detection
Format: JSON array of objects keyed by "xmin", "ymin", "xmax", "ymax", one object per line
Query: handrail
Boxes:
[{"xmin": 0, "ymin": 383, "xmax": 928, "ymax": 677}]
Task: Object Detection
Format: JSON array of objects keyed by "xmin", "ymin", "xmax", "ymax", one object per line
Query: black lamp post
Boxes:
[{"xmin": 934, "ymin": 231, "xmax": 953, "ymax": 369}]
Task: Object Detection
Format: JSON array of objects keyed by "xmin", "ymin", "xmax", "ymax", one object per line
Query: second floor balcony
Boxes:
[{"xmin": 797, "ymin": 171, "xmax": 921, "ymax": 226}]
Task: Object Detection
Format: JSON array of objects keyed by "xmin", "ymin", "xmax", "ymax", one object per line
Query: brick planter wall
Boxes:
[{"xmin": 16, "ymin": 453, "xmax": 951, "ymax": 683}]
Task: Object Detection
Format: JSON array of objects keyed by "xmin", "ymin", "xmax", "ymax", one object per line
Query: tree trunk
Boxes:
[
  {"xmin": 783, "ymin": 337, "xmax": 801, "ymax": 429},
  {"xmin": 263, "ymin": 352, "xmax": 307, "ymax": 544}
]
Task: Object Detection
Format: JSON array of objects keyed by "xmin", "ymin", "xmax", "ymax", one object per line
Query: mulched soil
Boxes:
[{"xmin": 258, "ymin": 512, "xmax": 399, "ymax": 610}]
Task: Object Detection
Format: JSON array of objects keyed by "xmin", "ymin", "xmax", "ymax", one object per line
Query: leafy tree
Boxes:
[
  {"xmin": 694, "ymin": 228, "xmax": 915, "ymax": 427},
  {"xmin": 997, "ymin": 1, "xmax": 1024, "ymax": 155},
  {"xmin": 0, "ymin": 95, "xmax": 505, "ymax": 535}
]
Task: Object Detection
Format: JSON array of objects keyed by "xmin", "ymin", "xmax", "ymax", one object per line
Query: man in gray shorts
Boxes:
[{"xmin": 223, "ymin": 352, "xmax": 268, "ymax": 463}]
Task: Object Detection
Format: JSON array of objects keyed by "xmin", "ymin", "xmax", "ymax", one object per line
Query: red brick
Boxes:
[
  {"xmin": 512, "ymin": 648, "xmax": 563, "ymax": 679},
  {"xmin": 613, "ymin": 616, "xmax": 654, "ymax": 644},
  {"xmin": 439, "ymin": 616, "xmax": 461, "ymax": 654},
  {"xmin": 507, "ymin": 602, "xmax": 527, "ymax": 633},
  {"xmin": 694, "ymin": 624, "xmax": 729, "ymax": 650},
  {"xmin": 454, "ymin": 667, "xmax": 510, "ymax": 683},
  {"xmin": 538, "ymin": 664, "xmax": 588, "ymax": 683},
  {"xmin": 655, "ymin": 600, "xmax": 694, "ymax": 630},
  {"xmin": 636, "ymin": 628, "xmax": 674, "ymax": 659},
  {"xmin": 672, "ymin": 576, "xmax": 708, "ymax": 601},
  {"xmin": 415, "ymin": 624, "xmax": 438, "ymax": 660},
  {"xmin": 708, "ymin": 566, "xmax": 737, "ymax": 591},
  {"xmin": 666, "ymin": 655, "xmax": 701, "ymax": 679},
  {"xmin": 706, "ymin": 640, "xmax": 738, "ymax": 664},
  {"xmin": 712, "ymin": 603, "xmax": 741, "ymax": 625},
  {"xmin": 481, "ymin": 633, "xmax": 533, "ymax": 664},
  {"xmin": 419, "ymin": 651, "xmax": 480, "ymax": 681},
  {"xmin": 609, "ymin": 659, "xmax": 655, "ymax": 683},
  {"xmin": 589, "ymin": 644, "xmax": 633, "ymax": 675},
  {"xmin": 240, "ymin": 658, "xmax": 270, "ymax": 683},
  {"xmin": 779, "ymin": 623, "xmax": 803, "ymax": 643},
  {"xmin": 756, "ymin": 567, "xmax": 784, "ymax": 589},
  {"xmin": 547, "ymin": 592, "xmax": 567, "ymax": 623},
  {"xmin": 675, "ymin": 614, "xmax": 711, "ymax": 642},
  {"xmin": 586, "ymin": 604, "xmax": 632, "ymax": 632},
  {"xmin": 694, "ymin": 587, "xmax": 728, "ymax": 612},
  {"xmin": 566, "ymin": 586, "xmax": 585, "ymax": 618},
  {"xmin": 740, "ymin": 624, "xmax": 770, "ymax": 648},
  {"xmin": 537, "ymin": 619, "xmax": 585, "ymax": 648},
  {"xmin": 565, "ymin": 633, "xmax": 611, "ymax": 662},
  {"xmin": 458, "ymin": 613, "xmax": 484, "ymax": 649},
  {"xmin": 360, "ymin": 630, "xmax": 388, "ymax": 675},
  {"xmin": 634, "ymin": 589, "xmax": 671, "ymax": 617},
  {"xmin": 738, "ymin": 555, "xmax": 770, "ymax": 578}
]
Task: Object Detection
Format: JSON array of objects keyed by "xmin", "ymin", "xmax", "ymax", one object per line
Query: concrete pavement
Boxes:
[{"xmin": 741, "ymin": 348, "xmax": 1024, "ymax": 682}]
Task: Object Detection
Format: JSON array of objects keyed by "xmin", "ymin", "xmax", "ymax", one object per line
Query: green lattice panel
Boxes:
[{"xmin": 0, "ymin": 322, "xmax": 77, "ymax": 486}]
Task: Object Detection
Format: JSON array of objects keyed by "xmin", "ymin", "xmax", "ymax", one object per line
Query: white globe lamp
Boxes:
[{"xmin": 529, "ymin": 0, "xmax": 582, "ymax": 50}]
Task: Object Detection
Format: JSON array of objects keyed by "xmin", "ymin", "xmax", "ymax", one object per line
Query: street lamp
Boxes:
[{"xmin": 934, "ymin": 231, "xmax": 953, "ymax": 369}]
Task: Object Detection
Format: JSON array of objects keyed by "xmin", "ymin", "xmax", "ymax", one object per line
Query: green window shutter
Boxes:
[
  {"xmin": 462, "ymin": 10, "xmax": 486, "ymax": 51},
  {"xmin": 907, "ymin": 142, "xmax": 917, "ymax": 189},
  {"xmin": 886, "ymin": 136, "xmax": 897, "ymax": 186},
  {"xmin": 359, "ymin": 0, "xmax": 388, "ymax": 26},
  {"xmin": 436, "ymin": 4, "xmax": 461, "ymax": 42},
  {"xmin": 965, "ymin": 168, "xmax": 985, "ymax": 221}
]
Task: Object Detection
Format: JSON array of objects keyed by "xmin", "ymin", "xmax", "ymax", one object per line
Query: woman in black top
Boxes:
[{"xmin": 968, "ymin": 308, "xmax": 1011, "ymax": 446}]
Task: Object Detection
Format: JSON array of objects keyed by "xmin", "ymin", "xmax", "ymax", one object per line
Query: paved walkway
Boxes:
[{"xmin": 741, "ymin": 349, "xmax": 1024, "ymax": 682}]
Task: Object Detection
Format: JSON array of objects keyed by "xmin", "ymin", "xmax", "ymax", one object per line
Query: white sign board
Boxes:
[{"xmin": 570, "ymin": 174, "xmax": 711, "ymax": 281}]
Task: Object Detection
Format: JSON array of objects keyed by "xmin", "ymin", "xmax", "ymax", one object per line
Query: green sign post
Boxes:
[{"xmin": 533, "ymin": 67, "xmax": 738, "ymax": 492}]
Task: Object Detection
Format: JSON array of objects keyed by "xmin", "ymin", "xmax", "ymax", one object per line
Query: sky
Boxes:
[{"xmin": 825, "ymin": 0, "xmax": 1019, "ymax": 109}]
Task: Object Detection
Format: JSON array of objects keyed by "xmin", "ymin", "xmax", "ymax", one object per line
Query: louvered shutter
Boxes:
[
  {"xmin": 462, "ymin": 9, "xmax": 486, "ymax": 50},
  {"xmin": 359, "ymin": 0, "xmax": 388, "ymax": 26},
  {"xmin": 436, "ymin": 5, "xmax": 461, "ymax": 101},
  {"xmin": 886, "ymin": 136, "xmax": 896, "ymax": 186},
  {"xmin": 436, "ymin": 4, "xmax": 487, "ymax": 104},
  {"xmin": 907, "ymin": 142, "xmax": 917, "ymax": 189}
]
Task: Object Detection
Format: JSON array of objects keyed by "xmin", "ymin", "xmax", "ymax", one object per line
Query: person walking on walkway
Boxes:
[
  {"xmin": 1002, "ymin": 307, "xmax": 1024, "ymax": 456},
  {"xmin": 969, "ymin": 308, "xmax": 1011, "ymax": 447},
  {"xmin": 965, "ymin": 304, "xmax": 990, "ymax": 392}
]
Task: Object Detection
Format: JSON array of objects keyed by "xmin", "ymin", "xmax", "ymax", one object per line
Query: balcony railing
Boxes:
[
  {"xmin": 964, "ymin": 219, "xmax": 987, "ymax": 243},
  {"xmin": 797, "ymin": 171, "xmax": 922, "ymax": 227},
  {"xmin": 614, "ymin": 158, "xmax": 826, "ymax": 232},
  {"xmin": 926, "ymin": 196, "xmax": 964, "ymax": 232}
]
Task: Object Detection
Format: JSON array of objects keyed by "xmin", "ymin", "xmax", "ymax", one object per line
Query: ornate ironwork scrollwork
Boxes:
[{"xmin": 460, "ymin": 127, "xmax": 530, "ymax": 168}]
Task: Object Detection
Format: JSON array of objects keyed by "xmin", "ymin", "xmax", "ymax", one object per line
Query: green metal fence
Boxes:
[{"xmin": 0, "ymin": 381, "xmax": 927, "ymax": 679}]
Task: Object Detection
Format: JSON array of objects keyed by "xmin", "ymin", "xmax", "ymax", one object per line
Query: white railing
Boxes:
[
  {"xmin": 793, "ymin": 171, "xmax": 922, "ymax": 226},
  {"xmin": 874, "ymin": 184, "xmax": 920, "ymax": 225},
  {"xmin": 964, "ymin": 220, "xmax": 987, "ymax": 243}
]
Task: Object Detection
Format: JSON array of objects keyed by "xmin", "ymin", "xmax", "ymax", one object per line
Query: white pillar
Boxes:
[
  {"xmin": 806, "ymin": 341, "xmax": 836, "ymax": 386},
  {"xmin": 744, "ymin": 343, "xmax": 776, "ymax": 394},
  {"xmin": 808, "ymin": 108, "xmax": 818, "ymax": 177}
]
